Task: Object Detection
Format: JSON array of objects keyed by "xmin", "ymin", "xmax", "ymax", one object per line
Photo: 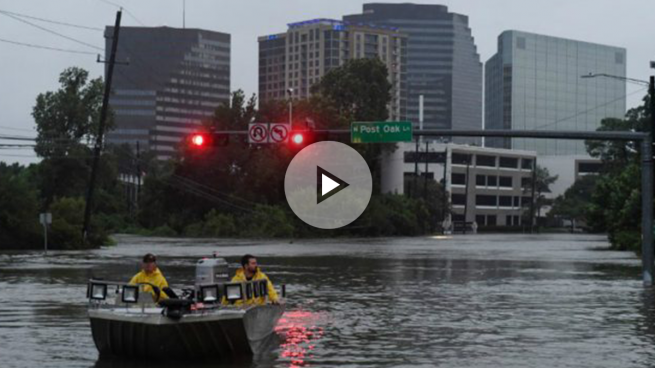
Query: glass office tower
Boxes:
[{"xmin": 485, "ymin": 30, "xmax": 626, "ymax": 155}]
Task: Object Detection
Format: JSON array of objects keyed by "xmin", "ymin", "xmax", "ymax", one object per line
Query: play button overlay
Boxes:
[
  {"xmin": 317, "ymin": 166, "xmax": 349, "ymax": 204},
  {"xmin": 285, "ymin": 141, "xmax": 373, "ymax": 229}
]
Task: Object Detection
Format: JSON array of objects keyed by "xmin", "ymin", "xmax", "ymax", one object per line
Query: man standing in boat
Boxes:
[
  {"xmin": 129, "ymin": 253, "xmax": 169, "ymax": 302},
  {"xmin": 230, "ymin": 254, "xmax": 279, "ymax": 306}
]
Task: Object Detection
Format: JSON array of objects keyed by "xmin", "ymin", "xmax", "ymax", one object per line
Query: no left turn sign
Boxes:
[{"xmin": 269, "ymin": 123, "xmax": 290, "ymax": 143}]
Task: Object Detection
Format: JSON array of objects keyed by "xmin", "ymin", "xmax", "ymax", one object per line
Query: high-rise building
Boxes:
[
  {"xmin": 345, "ymin": 3, "xmax": 482, "ymax": 143},
  {"xmin": 258, "ymin": 19, "xmax": 407, "ymax": 121},
  {"xmin": 485, "ymin": 30, "xmax": 626, "ymax": 155},
  {"xmin": 105, "ymin": 26, "xmax": 230, "ymax": 160}
]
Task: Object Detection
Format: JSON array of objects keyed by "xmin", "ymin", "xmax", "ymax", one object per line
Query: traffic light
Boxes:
[
  {"xmin": 290, "ymin": 131, "xmax": 306, "ymax": 146},
  {"xmin": 187, "ymin": 131, "xmax": 229, "ymax": 149},
  {"xmin": 190, "ymin": 133, "xmax": 207, "ymax": 147}
]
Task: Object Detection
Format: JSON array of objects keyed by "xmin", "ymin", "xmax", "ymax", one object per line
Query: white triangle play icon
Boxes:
[
  {"xmin": 317, "ymin": 166, "xmax": 349, "ymax": 204},
  {"xmin": 322, "ymin": 174, "xmax": 340, "ymax": 196}
]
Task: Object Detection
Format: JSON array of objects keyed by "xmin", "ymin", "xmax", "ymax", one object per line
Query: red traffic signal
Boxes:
[
  {"xmin": 187, "ymin": 132, "xmax": 229, "ymax": 149},
  {"xmin": 291, "ymin": 132, "xmax": 305, "ymax": 145},
  {"xmin": 190, "ymin": 133, "xmax": 206, "ymax": 147}
]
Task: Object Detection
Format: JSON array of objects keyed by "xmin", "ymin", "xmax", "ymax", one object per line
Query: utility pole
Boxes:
[
  {"xmin": 136, "ymin": 140, "xmax": 141, "ymax": 198},
  {"xmin": 462, "ymin": 155, "xmax": 471, "ymax": 235},
  {"xmin": 530, "ymin": 158, "xmax": 537, "ymax": 234},
  {"xmin": 82, "ymin": 10, "xmax": 122, "ymax": 242},
  {"xmin": 423, "ymin": 141, "xmax": 429, "ymax": 202}
]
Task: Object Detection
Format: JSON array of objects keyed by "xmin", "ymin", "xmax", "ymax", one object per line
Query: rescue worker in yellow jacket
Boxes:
[
  {"xmin": 129, "ymin": 253, "xmax": 169, "ymax": 302},
  {"xmin": 228, "ymin": 254, "xmax": 279, "ymax": 306}
]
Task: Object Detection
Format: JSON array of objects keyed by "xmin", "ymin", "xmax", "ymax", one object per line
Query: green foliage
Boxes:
[
  {"xmin": 49, "ymin": 197, "xmax": 107, "ymax": 249},
  {"xmin": 238, "ymin": 205, "xmax": 294, "ymax": 238},
  {"xmin": 549, "ymin": 175, "xmax": 599, "ymax": 225},
  {"xmin": 584, "ymin": 93, "xmax": 653, "ymax": 252},
  {"xmin": 522, "ymin": 165, "xmax": 558, "ymax": 218},
  {"xmin": 0, "ymin": 164, "xmax": 41, "ymax": 249},
  {"xmin": 311, "ymin": 58, "xmax": 391, "ymax": 125}
]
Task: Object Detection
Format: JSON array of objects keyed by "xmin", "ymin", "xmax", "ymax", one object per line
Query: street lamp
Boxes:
[{"xmin": 581, "ymin": 71, "xmax": 654, "ymax": 135}]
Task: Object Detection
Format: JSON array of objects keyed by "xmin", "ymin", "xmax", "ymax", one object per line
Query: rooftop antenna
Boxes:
[{"xmin": 183, "ymin": 0, "xmax": 186, "ymax": 29}]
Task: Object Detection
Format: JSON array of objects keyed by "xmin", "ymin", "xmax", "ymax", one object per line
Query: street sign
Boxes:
[
  {"xmin": 39, "ymin": 213, "xmax": 52, "ymax": 225},
  {"xmin": 351, "ymin": 121, "xmax": 413, "ymax": 143},
  {"xmin": 248, "ymin": 123, "xmax": 268, "ymax": 144},
  {"xmin": 269, "ymin": 123, "xmax": 291, "ymax": 143}
]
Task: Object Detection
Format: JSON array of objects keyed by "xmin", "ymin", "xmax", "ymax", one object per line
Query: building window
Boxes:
[
  {"xmin": 452, "ymin": 194, "xmax": 466, "ymax": 205},
  {"xmin": 476, "ymin": 175, "xmax": 486, "ymax": 186},
  {"xmin": 499, "ymin": 176, "xmax": 513, "ymax": 188},
  {"xmin": 499, "ymin": 157, "xmax": 518, "ymax": 169},
  {"xmin": 452, "ymin": 153, "xmax": 471, "ymax": 165},
  {"xmin": 499, "ymin": 196, "xmax": 512, "ymax": 207},
  {"xmin": 578, "ymin": 162, "xmax": 602, "ymax": 174},
  {"xmin": 513, "ymin": 196, "xmax": 520, "ymax": 207},
  {"xmin": 476, "ymin": 195, "xmax": 497, "ymax": 207},
  {"xmin": 476, "ymin": 215, "xmax": 486, "ymax": 226},
  {"xmin": 506, "ymin": 215, "xmax": 513, "ymax": 226},
  {"xmin": 452, "ymin": 173, "xmax": 466, "ymax": 185},
  {"xmin": 487, "ymin": 176, "xmax": 497, "ymax": 187},
  {"xmin": 476, "ymin": 155, "xmax": 496, "ymax": 167},
  {"xmin": 522, "ymin": 158, "xmax": 534, "ymax": 170},
  {"xmin": 487, "ymin": 215, "xmax": 497, "ymax": 226}
]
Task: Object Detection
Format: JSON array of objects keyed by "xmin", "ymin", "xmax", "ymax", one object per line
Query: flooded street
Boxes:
[{"xmin": 1, "ymin": 234, "xmax": 654, "ymax": 367}]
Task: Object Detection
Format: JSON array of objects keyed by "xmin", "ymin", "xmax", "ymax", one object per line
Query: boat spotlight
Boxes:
[
  {"xmin": 122, "ymin": 285, "xmax": 139, "ymax": 303},
  {"xmin": 200, "ymin": 285, "xmax": 220, "ymax": 303},
  {"xmin": 224, "ymin": 283, "xmax": 243, "ymax": 302},
  {"xmin": 90, "ymin": 283, "xmax": 107, "ymax": 301}
]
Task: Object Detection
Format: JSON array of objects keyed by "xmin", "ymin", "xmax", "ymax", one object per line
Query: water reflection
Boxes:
[{"xmin": 275, "ymin": 311, "xmax": 327, "ymax": 368}]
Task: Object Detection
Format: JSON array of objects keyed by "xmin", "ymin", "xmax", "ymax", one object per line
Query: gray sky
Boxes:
[{"xmin": 1, "ymin": 0, "xmax": 653, "ymax": 164}]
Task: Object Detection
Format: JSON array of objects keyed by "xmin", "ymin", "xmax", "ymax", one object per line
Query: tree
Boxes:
[
  {"xmin": 31, "ymin": 67, "xmax": 109, "ymax": 206},
  {"xmin": 582, "ymin": 93, "xmax": 653, "ymax": 252},
  {"xmin": 522, "ymin": 165, "xmax": 558, "ymax": 221},
  {"xmin": 311, "ymin": 58, "xmax": 391, "ymax": 126},
  {"xmin": 0, "ymin": 163, "xmax": 41, "ymax": 249},
  {"xmin": 549, "ymin": 175, "xmax": 599, "ymax": 229}
]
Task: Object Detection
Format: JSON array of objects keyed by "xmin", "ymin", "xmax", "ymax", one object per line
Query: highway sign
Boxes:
[
  {"xmin": 351, "ymin": 121, "xmax": 413, "ymax": 143},
  {"xmin": 269, "ymin": 123, "xmax": 290, "ymax": 143},
  {"xmin": 248, "ymin": 123, "xmax": 268, "ymax": 144}
]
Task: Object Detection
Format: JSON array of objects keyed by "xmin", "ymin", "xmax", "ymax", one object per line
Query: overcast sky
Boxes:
[{"xmin": 1, "ymin": 0, "xmax": 653, "ymax": 164}]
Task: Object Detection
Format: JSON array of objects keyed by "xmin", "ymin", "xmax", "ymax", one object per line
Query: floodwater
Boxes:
[{"xmin": 1, "ymin": 234, "xmax": 654, "ymax": 368}]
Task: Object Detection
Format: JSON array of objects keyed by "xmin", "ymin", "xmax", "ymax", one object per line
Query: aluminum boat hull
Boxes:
[{"xmin": 89, "ymin": 304, "xmax": 284, "ymax": 360}]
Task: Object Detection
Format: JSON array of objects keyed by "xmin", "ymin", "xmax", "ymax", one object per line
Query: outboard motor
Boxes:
[{"xmin": 195, "ymin": 255, "xmax": 229, "ymax": 291}]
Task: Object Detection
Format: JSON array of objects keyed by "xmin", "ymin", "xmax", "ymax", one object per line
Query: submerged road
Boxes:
[{"xmin": 0, "ymin": 234, "xmax": 653, "ymax": 368}]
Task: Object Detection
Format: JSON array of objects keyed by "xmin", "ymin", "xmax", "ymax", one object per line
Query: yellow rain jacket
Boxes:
[
  {"xmin": 129, "ymin": 268, "xmax": 169, "ymax": 302},
  {"xmin": 228, "ymin": 267, "xmax": 279, "ymax": 306}
]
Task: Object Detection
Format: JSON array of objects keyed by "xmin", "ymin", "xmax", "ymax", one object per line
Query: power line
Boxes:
[
  {"xmin": 0, "ymin": 10, "xmax": 103, "ymax": 31},
  {"xmin": 0, "ymin": 37, "xmax": 97, "ymax": 55},
  {"xmin": 531, "ymin": 87, "xmax": 648, "ymax": 131},
  {"xmin": 0, "ymin": 124, "xmax": 35, "ymax": 132},
  {"xmin": 95, "ymin": 0, "xmax": 146, "ymax": 26},
  {"xmin": 0, "ymin": 12, "xmax": 102, "ymax": 51}
]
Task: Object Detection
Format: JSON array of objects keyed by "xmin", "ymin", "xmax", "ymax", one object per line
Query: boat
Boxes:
[{"xmin": 86, "ymin": 256, "xmax": 285, "ymax": 360}]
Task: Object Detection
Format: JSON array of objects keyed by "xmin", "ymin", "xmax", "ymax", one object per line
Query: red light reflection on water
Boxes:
[{"xmin": 275, "ymin": 310, "xmax": 326, "ymax": 368}]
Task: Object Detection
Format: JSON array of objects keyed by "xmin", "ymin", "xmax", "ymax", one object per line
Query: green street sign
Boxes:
[{"xmin": 351, "ymin": 121, "xmax": 413, "ymax": 143}]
